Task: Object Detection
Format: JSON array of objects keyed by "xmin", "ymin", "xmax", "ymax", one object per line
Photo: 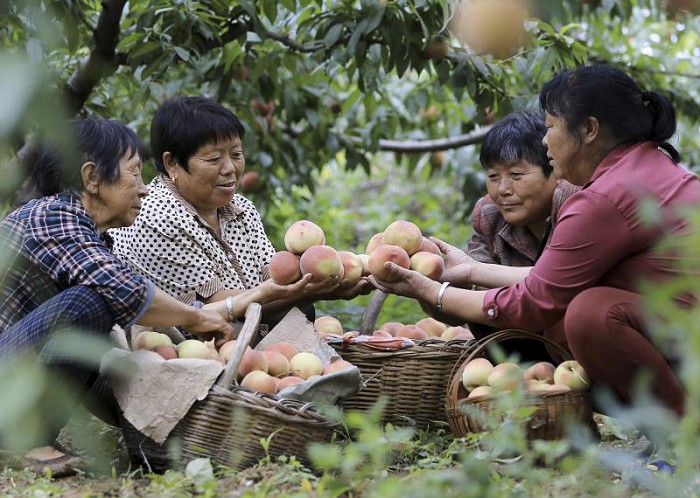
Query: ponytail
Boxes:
[{"xmin": 641, "ymin": 90, "xmax": 680, "ymax": 163}]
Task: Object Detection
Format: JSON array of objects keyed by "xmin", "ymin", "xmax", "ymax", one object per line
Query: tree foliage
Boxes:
[{"xmin": 1, "ymin": 0, "xmax": 699, "ymax": 208}]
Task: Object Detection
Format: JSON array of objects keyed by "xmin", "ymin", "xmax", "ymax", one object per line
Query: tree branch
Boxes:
[
  {"xmin": 64, "ymin": 0, "xmax": 128, "ymax": 114},
  {"xmin": 376, "ymin": 127, "xmax": 492, "ymax": 152}
]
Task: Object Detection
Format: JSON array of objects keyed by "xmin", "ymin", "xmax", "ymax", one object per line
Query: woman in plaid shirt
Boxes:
[{"xmin": 0, "ymin": 118, "xmax": 234, "ymax": 475}]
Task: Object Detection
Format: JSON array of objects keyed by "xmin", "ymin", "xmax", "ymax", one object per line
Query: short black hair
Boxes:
[
  {"xmin": 29, "ymin": 118, "xmax": 144, "ymax": 196},
  {"xmin": 479, "ymin": 111, "xmax": 551, "ymax": 177},
  {"xmin": 150, "ymin": 96, "xmax": 246, "ymax": 174},
  {"xmin": 539, "ymin": 65, "xmax": 679, "ymax": 163}
]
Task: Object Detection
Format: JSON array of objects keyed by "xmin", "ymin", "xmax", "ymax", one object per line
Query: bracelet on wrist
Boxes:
[
  {"xmin": 436, "ymin": 281, "xmax": 451, "ymax": 312},
  {"xmin": 225, "ymin": 296, "xmax": 236, "ymax": 322}
]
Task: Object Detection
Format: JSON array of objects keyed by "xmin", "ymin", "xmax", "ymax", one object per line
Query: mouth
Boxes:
[
  {"xmin": 217, "ymin": 181, "xmax": 236, "ymax": 188},
  {"xmin": 499, "ymin": 203, "xmax": 521, "ymax": 209}
]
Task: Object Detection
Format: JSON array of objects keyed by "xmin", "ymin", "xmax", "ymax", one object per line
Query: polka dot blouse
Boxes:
[{"xmin": 110, "ymin": 175, "xmax": 275, "ymax": 304}]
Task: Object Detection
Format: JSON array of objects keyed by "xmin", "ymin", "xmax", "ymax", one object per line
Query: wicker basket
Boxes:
[
  {"xmin": 326, "ymin": 290, "xmax": 475, "ymax": 428},
  {"xmin": 445, "ymin": 329, "xmax": 594, "ymax": 440},
  {"xmin": 120, "ymin": 303, "xmax": 339, "ymax": 472},
  {"xmin": 330, "ymin": 337, "xmax": 476, "ymax": 428}
]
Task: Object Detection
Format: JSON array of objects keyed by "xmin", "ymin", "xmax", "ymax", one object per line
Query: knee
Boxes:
[{"xmin": 564, "ymin": 288, "xmax": 609, "ymax": 349}]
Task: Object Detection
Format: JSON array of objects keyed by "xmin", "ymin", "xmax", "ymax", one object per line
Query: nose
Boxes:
[
  {"xmin": 138, "ymin": 176, "xmax": 149, "ymax": 197},
  {"xmin": 497, "ymin": 177, "xmax": 513, "ymax": 195}
]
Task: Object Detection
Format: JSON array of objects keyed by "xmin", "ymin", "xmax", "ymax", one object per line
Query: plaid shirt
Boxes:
[
  {"xmin": 0, "ymin": 192, "xmax": 154, "ymax": 333},
  {"xmin": 468, "ymin": 180, "xmax": 580, "ymax": 266}
]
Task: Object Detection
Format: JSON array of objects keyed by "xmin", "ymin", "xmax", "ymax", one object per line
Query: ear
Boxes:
[
  {"xmin": 80, "ymin": 162, "xmax": 100, "ymax": 194},
  {"xmin": 163, "ymin": 152, "xmax": 179, "ymax": 177},
  {"xmin": 580, "ymin": 117, "xmax": 600, "ymax": 145}
]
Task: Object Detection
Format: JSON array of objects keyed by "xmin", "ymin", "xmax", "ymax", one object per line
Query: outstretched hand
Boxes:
[
  {"xmin": 367, "ymin": 261, "xmax": 437, "ymax": 304},
  {"xmin": 431, "ymin": 237, "xmax": 479, "ymax": 287}
]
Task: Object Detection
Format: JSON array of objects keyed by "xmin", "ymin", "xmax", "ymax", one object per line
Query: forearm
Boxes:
[
  {"xmin": 470, "ymin": 263, "xmax": 531, "ymax": 288},
  {"xmin": 138, "ymin": 287, "xmax": 201, "ymax": 328},
  {"xmin": 420, "ymin": 281, "xmax": 493, "ymax": 326}
]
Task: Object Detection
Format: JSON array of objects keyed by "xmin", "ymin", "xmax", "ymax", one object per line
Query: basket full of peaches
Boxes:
[{"xmin": 445, "ymin": 329, "xmax": 595, "ymax": 441}]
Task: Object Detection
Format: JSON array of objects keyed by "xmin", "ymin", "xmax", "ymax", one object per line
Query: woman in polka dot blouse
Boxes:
[{"xmin": 111, "ymin": 96, "xmax": 370, "ymax": 333}]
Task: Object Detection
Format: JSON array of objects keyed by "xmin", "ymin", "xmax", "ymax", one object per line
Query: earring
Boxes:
[{"xmin": 172, "ymin": 175, "xmax": 178, "ymax": 186}]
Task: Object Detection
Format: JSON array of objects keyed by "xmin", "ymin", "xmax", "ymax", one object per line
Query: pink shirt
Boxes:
[{"xmin": 483, "ymin": 142, "xmax": 700, "ymax": 331}]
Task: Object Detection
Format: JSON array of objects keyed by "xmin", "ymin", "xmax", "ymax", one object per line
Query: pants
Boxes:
[
  {"xmin": 544, "ymin": 287, "xmax": 685, "ymax": 416},
  {"xmin": 0, "ymin": 285, "xmax": 120, "ymax": 441}
]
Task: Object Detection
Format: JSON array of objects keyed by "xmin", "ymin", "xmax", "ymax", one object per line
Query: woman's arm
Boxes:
[
  {"xmin": 138, "ymin": 287, "xmax": 234, "ymax": 343},
  {"xmin": 369, "ymin": 261, "xmax": 492, "ymax": 326},
  {"xmin": 434, "ymin": 238, "xmax": 531, "ymax": 288}
]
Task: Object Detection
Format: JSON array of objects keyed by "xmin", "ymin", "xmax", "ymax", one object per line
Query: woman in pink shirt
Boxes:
[{"xmin": 371, "ymin": 65, "xmax": 698, "ymax": 417}]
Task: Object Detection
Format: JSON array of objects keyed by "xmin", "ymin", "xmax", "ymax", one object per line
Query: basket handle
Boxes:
[
  {"xmin": 216, "ymin": 302, "xmax": 262, "ymax": 390},
  {"xmin": 360, "ymin": 290, "xmax": 388, "ymax": 335}
]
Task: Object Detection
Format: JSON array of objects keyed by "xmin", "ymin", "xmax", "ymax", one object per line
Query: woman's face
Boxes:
[
  {"xmin": 174, "ymin": 135, "xmax": 245, "ymax": 214},
  {"xmin": 98, "ymin": 149, "xmax": 148, "ymax": 229},
  {"xmin": 542, "ymin": 113, "xmax": 587, "ymax": 185},
  {"xmin": 485, "ymin": 160, "xmax": 557, "ymax": 231}
]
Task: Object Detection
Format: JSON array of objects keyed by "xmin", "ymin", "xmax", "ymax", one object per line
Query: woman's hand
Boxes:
[
  {"xmin": 183, "ymin": 308, "xmax": 235, "ymax": 347},
  {"xmin": 368, "ymin": 262, "xmax": 438, "ymax": 304},
  {"xmin": 431, "ymin": 237, "xmax": 479, "ymax": 287},
  {"xmin": 257, "ymin": 274, "xmax": 314, "ymax": 301}
]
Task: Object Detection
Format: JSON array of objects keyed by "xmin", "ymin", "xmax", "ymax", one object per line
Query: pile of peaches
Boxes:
[
  {"xmin": 461, "ymin": 357, "xmax": 590, "ymax": 400},
  {"xmin": 314, "ymin": 315, "xmax": 474, "ymax": 344},
  {"xmin": 132, "ymin": 330, "xmax": 355, "ymax": 396},
  {"xmin": 269, "ymin": 218, "xmax": 446, "ymax": 287}
]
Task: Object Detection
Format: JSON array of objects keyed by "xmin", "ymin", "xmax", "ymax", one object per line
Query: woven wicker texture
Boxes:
[
  {"xmin": 121, "ymin": 303, "xmax": 339, "ymax": 472},
  {"xmin": 331, "ymin": 338, "xmax": 476, "ymax": 428},
  {"xmin": 445, "ymin": 329, "xmax": 594, "ymax": 440}
]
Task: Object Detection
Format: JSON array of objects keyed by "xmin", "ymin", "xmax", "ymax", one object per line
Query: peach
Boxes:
[
  {"xmin": 372, "ymin": 329, "xmax": 393, "ymax": 338},
  {"xmin": 553, "ymin": 360, "xmax": 590, "ymax": 391},
  {"xmin": 218, "ymin": 340, "xmax": 252, "ymax": 362},
  {"xmin": 277, "ymin": 376, "xmax": 305, "ymax": 391},
  {"xmin": 378, "ymin": 321, "xmax": 405, "ymax": 336},
  {"xmin": 382, "ymin": 220, "xmax": 423, "ymax": 256},
  {"xmin": 289, "ymin": 352, "xmax": 324, "ymax": 379},
  {"xmin": 356, "ymin": 253, "xmax": 371, "ymax": 276},
  {"xmin": 176, "ymin": 340, "xmax": 214, "ymax": 359},
  {"xmin": 441, "ymin": 326, "xmax": 472, "ymax": 341},
  {"xmin": 396, "ymin": 324, "xmax": 429, "ymax": 341},
  {"xmin": 284, "ymin": 220, "xmax": 325, "ymax": 254},
  {"xmin": 315, "ymin": 315, "xmax": 343, "ymax": 335},
  {"xmin": 415, "ymin": 317, "xmax": 448, "ymax": 337},
  {"xmin": 462, "ymin": 357, "xmax": 494, "ymax": 392},
  {"xmin": 451, "ymin": 0, "xmax": 528, "ymax": 59},
  {"xmin": 322, "ymin": 358, "xmax": 354, "ymax": 375},
  {"xmin": 262, "ymin": 350, "xmax": 291, "ymax": 378},
  {"xmin": 410, "ymin": 251, "xmax": 445, "ymax": 280},
  {"xmin": 487, "ymin": 362, "xmax": 524, "ymax": 392},
  {"xmin": 365, "ymin": 233, "xmax": 384, "ymax": 254},
  {"xmin": 269, "ymin": 251, "xmax": 302, "ymax": 284},
  {"xmin": 239, "ymin": 171, "xmax": 262, "ymax": 193},
  {"xmin": 240, "ymin": 370, "xmax": 277, "ymax": 394},
  {"xmin": 238, "ymin": 349, "xmax": 268, "ymax": 378},
  {"xmin": 467, "ymin": 385, "xmax": 494, "ymax": 399},
  {"xmin": 262, "ymin": 342, "xmax": 298, "ymax": 360},
  {"xmin": 337, "ymin": 251, "xmax": 363, "ymax": 287},
  {"xmin": 133, "ymin": 331, "xmax": 172, "ymax": 350},
  {"xmin": 546, "ymin": 383, "xmax": 572, "ymax": 394},
  {"xmin": 526, "ymin": 379, "xmax": 552, "ymax": 392},
  {"xmin": 153, "ymin": 344, "xmax": 177, "ymax": 360},
  {"xmin": 299, "ymin": 245, "xmax": 344, "ymax": 282},
  {"xmin": 524, "ymin": 361, "xmax": 556, "ymax": 384},
  {"xmin": 367, "ymin": 244, "xmax": 410, "ymax": 282}
]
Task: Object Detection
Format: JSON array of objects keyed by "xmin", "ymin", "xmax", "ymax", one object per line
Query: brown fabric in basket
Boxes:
[{"xmin": 102, "ymin": 348, "xmax": 223, "ymax": 444}]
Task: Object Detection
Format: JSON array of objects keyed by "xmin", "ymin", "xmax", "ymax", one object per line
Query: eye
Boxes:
[{"xmin": 207, "ymin": 156, "xmax": 221, "ymax": 163}]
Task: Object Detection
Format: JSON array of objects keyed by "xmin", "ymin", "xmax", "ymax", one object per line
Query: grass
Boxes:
[{"xmin": 0, "ymin": 409, "xmax": 676, "ymax": 497}]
